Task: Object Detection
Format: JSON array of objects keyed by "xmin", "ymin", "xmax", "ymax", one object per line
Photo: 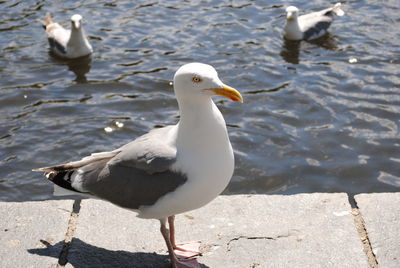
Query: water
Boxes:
[{"xmin": 1, "ymin": 0, "xmax": 399, "ymax": 202}]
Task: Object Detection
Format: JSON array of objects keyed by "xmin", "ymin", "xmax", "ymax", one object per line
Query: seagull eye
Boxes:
[{"xmin": 192, "ymin": 76, "xmax": 202, "ymax": 83}]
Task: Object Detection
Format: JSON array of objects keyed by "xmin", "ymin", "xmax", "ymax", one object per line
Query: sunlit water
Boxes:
[{"xmin": 1, "ymin": 0, "xmax": 399, "ymax": 201}]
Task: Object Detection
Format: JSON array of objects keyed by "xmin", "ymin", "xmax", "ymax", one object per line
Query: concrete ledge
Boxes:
[{"xmin": 1, "ymin": 193, "xmax": 398, "ymax": 267}]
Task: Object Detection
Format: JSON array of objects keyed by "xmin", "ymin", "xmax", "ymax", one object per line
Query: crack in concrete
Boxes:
[
  {"xmin": 226, "ymin": 235, "xmax": 289, "ymax": 251},
  {"xmin": 56, "ymin": 199, "xmax": 81, "ymax": 268},
  {"xmin": 351, "ymin": 206, "xmax": 379, "ymax": 268}
]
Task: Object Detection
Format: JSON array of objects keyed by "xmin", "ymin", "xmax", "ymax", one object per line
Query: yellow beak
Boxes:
[{"xmin": 205, "ymin": 84, "xmax": 243, "ymax": 103}]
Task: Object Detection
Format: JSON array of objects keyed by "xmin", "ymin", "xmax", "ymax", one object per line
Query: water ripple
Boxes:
[{"xmin": 0, "ymin": 0, "xmax": 399, "ymax": 201}]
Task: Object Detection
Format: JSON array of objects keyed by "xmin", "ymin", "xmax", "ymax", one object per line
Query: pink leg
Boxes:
[
  {"xmin": 168, "ymin": 215, "xmax": 201, "ymax": 258},
  {"xmin": 159, "ymin": 218, "xmax": 200, "ymax": 268}
]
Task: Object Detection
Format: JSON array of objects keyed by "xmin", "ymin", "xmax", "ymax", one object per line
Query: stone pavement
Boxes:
[{"xmin": 1, "ymin": 193, "xmax": 399, "ymax": 268}]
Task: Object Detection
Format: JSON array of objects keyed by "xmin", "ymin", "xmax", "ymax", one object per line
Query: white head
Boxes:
[
  {"xmin": 286, "ymin": 6, "xmax": 299, "ymax": 21},
  {"xmin": 71, "ymin": 14, "xmax": 83, "ymax": 29},
  {"xmin": 173, "ymin": 63, "xmax": 243, "ymax": 104}
]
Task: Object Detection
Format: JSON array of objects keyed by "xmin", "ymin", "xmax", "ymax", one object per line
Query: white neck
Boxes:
[
  {"xmin": 69, "ymin": 27, "xmax": 85, "ymax": 44},
  {"xmin": 284, "ymin": 19, "xmax": 303, "ymax": 40},
  {"xmin": 176, "ymin": 97, "xmax": 229, "ymax": 154},
  {"xmin": 67, "ymin": 27, "xmax": 92, "ymax": 57}
]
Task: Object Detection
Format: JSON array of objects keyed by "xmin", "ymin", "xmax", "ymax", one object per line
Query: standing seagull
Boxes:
[
  {"xmin": 33, "ymin": 63, "xmax": 243, "ymax": 268},
  {"xmin": 284, "ymin": 3, "xmax": 344, "ymax": 41},
  {"xmin": 41, "ymin": 13, "xmax": 93, "ymax": 59}
]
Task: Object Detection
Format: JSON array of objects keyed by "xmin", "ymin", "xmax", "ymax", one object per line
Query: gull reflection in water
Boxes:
[
  {"xmin": 66, "ymin": 55, "xmax": 92, "ymax": 83},
  {"xmin": 280, "ymin": 33, "xmax": 339, "ymax": 64},
  {"xmin": 280, "ymin": 39, "xmax": 301, "ymax": 64}
]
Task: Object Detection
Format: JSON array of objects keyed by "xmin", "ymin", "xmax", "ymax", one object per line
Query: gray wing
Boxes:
[
  {"xmin": 298, "ymin": 12, "xmax": 333, "ymax": 40},
  {"xmin": 299, "ymin": 6, "xmax": 336, "ymax": 22},
  {"xmin": 84, "ymin": 127, "xmax": 187, "ymax": 209},
  {"xmin": 35, "ymin": 126, "xmax": 187, "ymax": 210},
  {"xmin": 302, "ymin": 20, "xmax": 332, "ymax": 40},
  {"xmin": 48, "ymin": 37, "xmax": 67, "ymax": 55},
  {"xmin": 44, "ymin": 22, "xmax": 70, "ymax": 57}
]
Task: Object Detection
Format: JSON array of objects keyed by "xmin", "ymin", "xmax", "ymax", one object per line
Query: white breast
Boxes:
[{"xmin": 138, "ymin": 102, "xmax": 234, "ymax": 219}]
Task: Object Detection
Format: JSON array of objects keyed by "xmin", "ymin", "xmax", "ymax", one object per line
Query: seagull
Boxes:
[
  {"xmin": 33, "ymin": 63, "xmax": 243, "ymax": 268},
  {"xmin": 284, "ymin": 3, "xmax": 344, "ymax": 41},
  {"xmin": 41, "ymin": 13, "xmax": 93, "ymax": 59}
]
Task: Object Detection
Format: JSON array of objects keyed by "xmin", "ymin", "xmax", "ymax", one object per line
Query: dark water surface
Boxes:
[{"xmin": 1, "ymin": 0, "xmax": 399, "ymax": 202}]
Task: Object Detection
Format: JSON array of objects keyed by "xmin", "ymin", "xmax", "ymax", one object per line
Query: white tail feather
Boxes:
[
  {"xmin": 333, "ymin": 3, "xmax": 345, "ymax": 16},
  {"xmin": 33, "ymin": 150, "xmax": 120, "ymax": 173}
]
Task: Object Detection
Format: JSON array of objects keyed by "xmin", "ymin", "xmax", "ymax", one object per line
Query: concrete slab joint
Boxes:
[
  {"xmin": 355, "ymin": 193, "xmax": 400, "ymax": 268},
  {"xmin": 57, "ymin": 200, "xmax": 81, "ymax": 267}
]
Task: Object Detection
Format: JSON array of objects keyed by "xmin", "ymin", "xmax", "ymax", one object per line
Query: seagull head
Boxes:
[
  {"xmin": 71, "ymin": 14, "xmax": 83, "ymax": 29},
  {"xmin": 286, "ymin": 6, "xmax": 299, "ymax": 21},
  {"xmin": 173, "ymin": 63, "xmax": 243, "ymax": 104}
]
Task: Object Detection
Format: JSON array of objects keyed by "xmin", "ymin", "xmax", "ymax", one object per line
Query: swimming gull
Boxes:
[
  {"xmin": 41, "ymin": 13, "xmax": 93, "ymax": 59},
  {"xmin": 33, "ymin": 62, "xmax": 243, "ymax": 268},
  {"xmin": 284, "ymin": 3, "xmax": 344, "ymax": 41}
]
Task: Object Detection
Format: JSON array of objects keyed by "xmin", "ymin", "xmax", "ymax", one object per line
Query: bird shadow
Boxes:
[
  {"xmin": 28, "ymin": 238, "xmax": 210, "ymax": 268},
  {"xmin": 280, "ymin": 33, "xmax": 339, "ymax": 64}
]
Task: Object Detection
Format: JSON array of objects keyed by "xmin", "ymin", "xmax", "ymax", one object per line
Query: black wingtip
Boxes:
[{"xmin": 50, "ymin": 171, "xmax": 82, "ymax": 194}]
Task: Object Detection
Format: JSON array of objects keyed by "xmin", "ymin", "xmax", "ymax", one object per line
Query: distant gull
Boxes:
[
  {"xmin": 33, "ymin": 63, "xmax": 243, "ymax": 268},
  {"xmin": 41, "ymin": 13, "xmax": 93, "ymax": 58},
  {"xmin": 284, "ymin": 3, "xmax": 344, "ymax": 41}
]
